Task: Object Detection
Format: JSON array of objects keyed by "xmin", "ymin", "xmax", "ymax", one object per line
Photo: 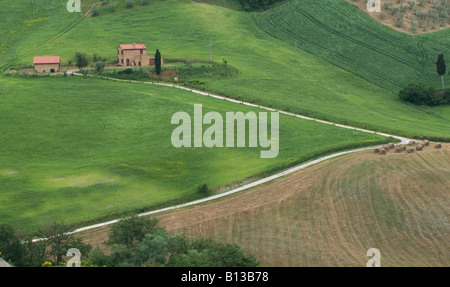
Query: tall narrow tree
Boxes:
[
  {"xmin": 155, "ymin": 49, "xmax": 161, "ymax": 75},
  {"xmin": 436, "ymin": 54, "xmax": 446, "ymax": 91}
]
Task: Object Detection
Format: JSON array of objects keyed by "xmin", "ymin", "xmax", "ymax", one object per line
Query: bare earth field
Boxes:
[{"xmin": 78, "ymin": 144, "xmax": 450, "ymax": 266}]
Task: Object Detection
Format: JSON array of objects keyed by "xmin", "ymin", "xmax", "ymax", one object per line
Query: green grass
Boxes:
[
  {"xmin": 1, "ymin": 0, "xmax": 449, "ymax": 138},
  {"xmin": 0, "ymin": 75, "xmax": 389, "ymax": 233},
  {"xmin": 254, "ymin": 0, "xmax": 450, "ymax": 91}
]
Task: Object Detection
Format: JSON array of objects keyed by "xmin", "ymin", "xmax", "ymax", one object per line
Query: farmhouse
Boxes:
[
  {"xmin": 117, "ymin": 42, "xmax": 163, "ymax": 67},
  {"xmin": 33, "ymin": 56, "xmax": 60, "ymax": 73}
]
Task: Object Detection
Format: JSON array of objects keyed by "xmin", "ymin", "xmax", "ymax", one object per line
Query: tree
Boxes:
[
  {"xmin": 107, "ymin": 216, "xmax": 158, "ymax": 248},
  {"xmin": 155, "ymin": 49, "xmax": 161, "ymax": 75},
  {"xmin": 134, "ymin": 229, "xmax": 170, "ymax": 266},
  {"xmin": 93, "ymin": 52, "xmax": 106, "ymax": 63},
  {"xmin": 74, "ymin": 52, "xmax": 89, "ymax": 71},
  {"xmin": 436, "ymin": 54, "xmax": 446, "ymax": 90},
  {"xmin": 37, "ymin": 221, "xmax": 91, "ymax": 263},
  {"xmin": 0, "ymin": 224, "xmax": 23, "ymax": 266},
  {"xmin": 95, "ymin": 61, "xmax": 106, "ymax": 74},
  {"xmin": 20, "ymin": 237, "xmax": 47, "ymax": 267},
  {"xmin": 87, "ymin": 246, "xmax": 110, "ymax": 267}
]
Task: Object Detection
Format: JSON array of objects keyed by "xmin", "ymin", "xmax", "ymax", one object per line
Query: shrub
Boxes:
[
  {"xmin": 398, "ymin": 82, "xmax": 436, "ymax": 105},
  {"xmin": 108, "ymin": 3, "xmax": 116, "ymax": 12},
  {"xmin": 92, "ymin": 7, "xmax": 99, "ymax": 17},
  {"xmin": 126, "ymin": 0, "xmax": 135, "ymax": 8},
  {"xmin": 118, "ymin": 68, "xmax": 134, "ymax": 75},
  {"xmin": 141, "ymin": 0, "xmax": 149, "ymax": 5},
  {"xmin": 238, "ymin": 0, "xmax": 285, "ymax": 12},
  {"xmin": 399, "ymin": 82, "xmax": 449, "ymax": 106},
  {"xmin": 197, "ymin": 184, "xmax": 211, "ymax": 195},
  {"xmin": 95, "ymin": 61, "xmax": 106, "ymax": 74}
]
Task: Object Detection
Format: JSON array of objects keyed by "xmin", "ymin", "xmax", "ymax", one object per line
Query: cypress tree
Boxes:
[
  {"xmin": 436, "ymin": 54, "xmax": 446, "ymax": 91},
  {"xmin": 155, "ymin": 49, "xmax": 161, "ymax": 75}
]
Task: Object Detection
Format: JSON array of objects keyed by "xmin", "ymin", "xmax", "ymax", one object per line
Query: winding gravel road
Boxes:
[{"xmin": 33, "ymin": 75, "xmax": 412, "ymax": 241}]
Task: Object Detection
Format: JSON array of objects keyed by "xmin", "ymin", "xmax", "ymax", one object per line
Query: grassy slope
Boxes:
[
  {"xmin": 1, "ymin": 0, "xmax": 449, "ymax": 138},
  {"xmin": 253, "ymin": 0, "xmax": 450, "ymax": 135},
  {"xmin": 0, "ymin": 76, "xmax": 388, "ymax": 232},
  {"xmin": 0, "ymin": 0, "xmax": 82, "ymax": 68},
  {"xmin": 254, "ymin": 0, "xmax": 450, "ymax": 91}
]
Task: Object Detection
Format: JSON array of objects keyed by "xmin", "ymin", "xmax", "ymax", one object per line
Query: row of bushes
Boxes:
[
  {"xmin": 398, "ymin": 82, "xmax": 450, "ymax": 106},
  {"xmin": 238, "ymin": 0, "xmax": 285, "ymax": 11}
]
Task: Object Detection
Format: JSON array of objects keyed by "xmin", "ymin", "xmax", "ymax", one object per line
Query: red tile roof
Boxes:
[
  {"xmin": 33, "ymin": 56, "xmax": 60, "ymax": 64},
  {"xmin": 118, "ymin": 42, "xmax": 147, "ymax": 50}
]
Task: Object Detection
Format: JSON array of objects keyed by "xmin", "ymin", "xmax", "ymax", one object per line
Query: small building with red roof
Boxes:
[
  {"xmin": 33, "ymin": 56, "xmax": 60, "ymax": 73},
  {"xmin": 117, "ymin": 42, "xmax": 163, "ymax": 67}
]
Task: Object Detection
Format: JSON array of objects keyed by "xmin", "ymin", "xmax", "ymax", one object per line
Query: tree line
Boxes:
[{"xmin": 0, "ymin": 216, "xmax": 258, "ymax": 267}]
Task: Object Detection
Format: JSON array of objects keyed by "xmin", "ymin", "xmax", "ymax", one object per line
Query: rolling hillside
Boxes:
[
  {"xmin": 0, "ymin": 76, "xmax": 389, "ymax": 232},
  {"xmin": 1, "ymin": 0, "xmax": 449, "ymax": 138},
  {"xmin": 0, "ymin": 0, "xmax": 448, "ymax": 267}
]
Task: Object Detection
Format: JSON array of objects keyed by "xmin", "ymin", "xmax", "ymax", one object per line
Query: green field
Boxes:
[
  {"xmin": 0, "ymin": 75, "xmax": 389, "ymax": 232},
  {"xmin": 254, "ymin": 0, "xmax": 450, "ymax": 91},
  {"xmin": 1, "ymin": 0, "xmax": 449, "ymax": 138},
  {"xmin": 1, "ymin": 0, "xmax": 449, "ymax": 233}
]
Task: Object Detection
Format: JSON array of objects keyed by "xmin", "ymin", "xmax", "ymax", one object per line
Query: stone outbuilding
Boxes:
[
  {"xmin": 117, "ymin": 42, "xmax": 163, "ymax": 67},
  {"xmin": 33, "ymin": 56, "xmax": 60, "ymax": 73}
]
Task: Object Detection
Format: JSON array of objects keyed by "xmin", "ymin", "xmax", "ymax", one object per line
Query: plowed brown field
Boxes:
[{"xmin": 78, "ymin": 144, "xmax": 450, "ymax": 266}]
